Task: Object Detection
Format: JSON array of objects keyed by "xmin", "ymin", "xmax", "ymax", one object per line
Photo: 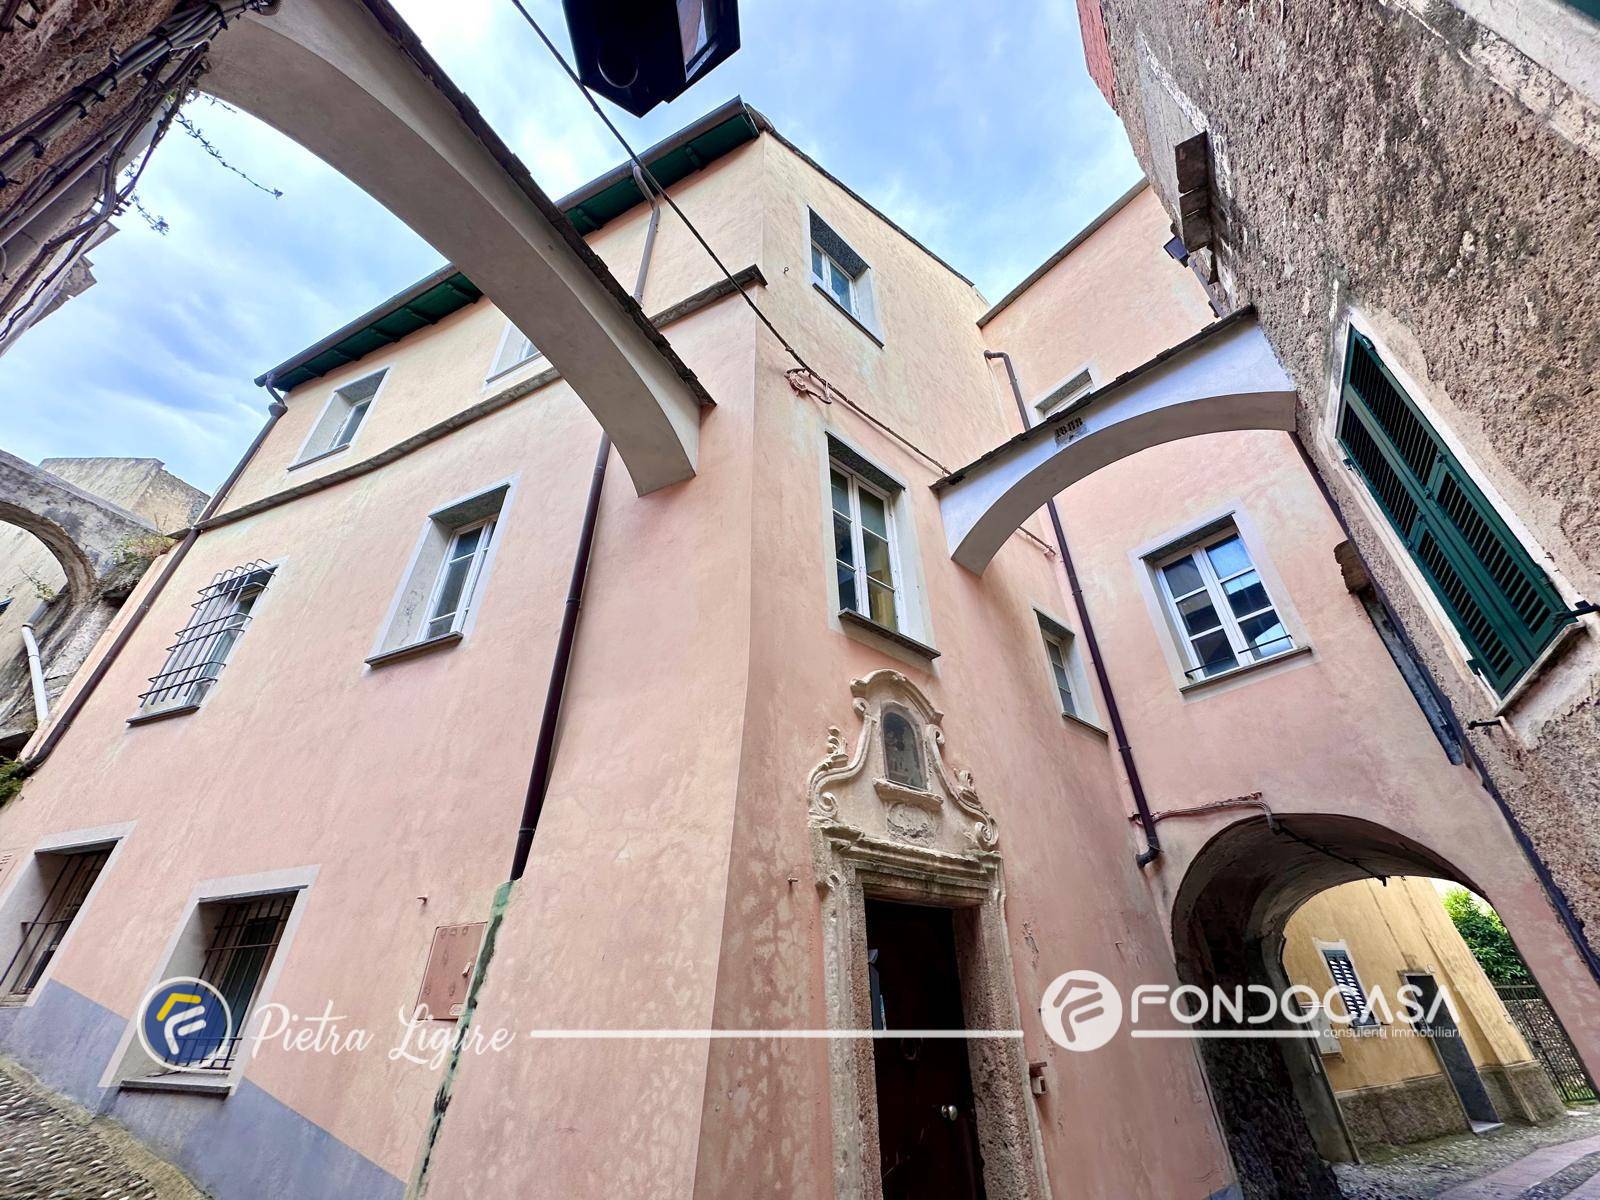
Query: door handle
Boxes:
[{"xmin": 940, "ymin": 1104, "xmax": 959, "ymax": 1121}]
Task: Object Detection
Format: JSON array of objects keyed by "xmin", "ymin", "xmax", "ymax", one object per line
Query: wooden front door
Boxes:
[{"xmin": 866, "ymin": 899, "xmax": 987, "ymax": 1200}]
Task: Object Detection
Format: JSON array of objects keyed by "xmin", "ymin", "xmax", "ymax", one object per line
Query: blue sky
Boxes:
[{"xmin": 0, "ymin": 0, "xmax": 1138, "ymax": 493}]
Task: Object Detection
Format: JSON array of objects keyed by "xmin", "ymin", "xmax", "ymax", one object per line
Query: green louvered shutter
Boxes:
[{"xmin": 1337, "ymin": 331, "xmax": 1571, "ymax": 694}]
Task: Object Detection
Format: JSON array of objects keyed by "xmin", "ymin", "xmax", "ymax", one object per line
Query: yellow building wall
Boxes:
[{"xmin": 1283, "ymin": 876, "xmax": 1536, "ymax": 1094}]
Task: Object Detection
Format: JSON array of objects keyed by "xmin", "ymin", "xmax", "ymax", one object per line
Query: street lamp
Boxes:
[{"xmin": 562, "ymin": 0, "xmax": 741, "ymax": 117}]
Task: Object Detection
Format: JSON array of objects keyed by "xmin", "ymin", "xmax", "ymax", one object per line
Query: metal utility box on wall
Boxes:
[{"xmin": 416, "ymin": 922, "xmax": 486, "ymax": 1020}]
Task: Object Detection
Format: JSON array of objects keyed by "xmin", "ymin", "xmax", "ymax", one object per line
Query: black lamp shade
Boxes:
[{"xmin": 562, "ymin": 0, "xmax": 741, "ymax": 117}]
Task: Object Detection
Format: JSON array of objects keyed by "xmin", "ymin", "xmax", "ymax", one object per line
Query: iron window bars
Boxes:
[
  {"xmin": 172, "ymin": 893, "xmax": 294, "ymax": 1072},
  {"xmin": 0, "ymin": 848, "xmax": 109, "ymax": 998},
  {"xmin": 138, "ymin": 562, "xmax": 275, "ymax": 714}
]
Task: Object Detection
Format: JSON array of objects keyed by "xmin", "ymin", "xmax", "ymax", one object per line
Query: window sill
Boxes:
[
  {"xmin": 118, "ymin": 1074, "xmax": 232, "ymax": 1098},
  {"xmin": 1177, "ymin": 644, "xmax": 1313, "ymax": 695},
  {"xmin": 287, "ymin": 443, "xmax": 352, "ymax": 472},
  {"xmin": 483, "ymin": 356, "xmax": 547, "ymax": 389},
  {"xmin": 1061, "ymin": 711, "xmax": 1108, "ymax": 738},
  {"xmin": 1491, "ymin": 620, "xmax": 1588, "ymax": 718},
  {"xmin": 812, "ymin": 281, "xmax": 884, "ymax": 347},
  {"xmin": 126, "ymin": 702, "xmax": 200, "ymax": 727},
  {"xmin": 838, "ymin": 610, "xmax": 940, "ymax": 660},
  {"xmin": 365, "ymin": 631, "xmax": 463, "ymax": 669}
]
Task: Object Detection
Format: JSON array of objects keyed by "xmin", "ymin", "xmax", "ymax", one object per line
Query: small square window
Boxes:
[
  {"xmin": 373, "ymin": 485, "xmax": 509, "ymax": 661},
  {"xmin": 1153, "ymin": 525, "xmax": 1292, "ymax": 682},
  {"xmin": 487, "ymin": 321, "xmax": 541, "ymax": 381},
  {"xmin": 809, "ymin": 210, "xmax": 878, "ymax": 334},
  {"xmin": 296, "ymin": 370, "xmax": 384, "ymax": 465}
]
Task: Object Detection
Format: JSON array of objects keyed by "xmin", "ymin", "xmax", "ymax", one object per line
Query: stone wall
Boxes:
[{"xmin": 1087, "ymin": 0, "xmax": 1600, "ymax": 959}]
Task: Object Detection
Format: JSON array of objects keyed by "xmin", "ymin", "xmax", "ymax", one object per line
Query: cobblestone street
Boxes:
[
  {"xmin": 0, "ymin": 1061, "xmax": 204, "ymax": 1200},
  {"xmin": 1337, "ymin": 1110, "xmax": 1600, "ymax": 1200}
]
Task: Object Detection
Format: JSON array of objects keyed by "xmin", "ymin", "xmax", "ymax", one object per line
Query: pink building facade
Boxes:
[{"xmin": 0, "ymin": 103, "xmax": 1593, "ymax": 1199}]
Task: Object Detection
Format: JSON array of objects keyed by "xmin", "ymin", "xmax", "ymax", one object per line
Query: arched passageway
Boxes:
[{"xmin": 1170, "ymin": 813, "xmax": 1576, "ymax": 1199}]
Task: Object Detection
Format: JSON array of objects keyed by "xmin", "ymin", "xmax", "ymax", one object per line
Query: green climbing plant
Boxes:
[
  {"xmin": 1443, "ymin": 886, "xmax": 1531, "ymax": 986},
  {"xmin": 0, "ymin": 758, "xmax": 26, "ymax": 806}
]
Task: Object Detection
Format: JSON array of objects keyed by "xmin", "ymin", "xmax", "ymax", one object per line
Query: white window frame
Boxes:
[
  {"xmin": 291, "ymin": 368, "xmax": 388, "ymax": 469},
  {"xmin": 811, "ymin": 243, "xmax": 860, "ymax": 318},
  {"xmin": 1153, "ymin": 526, "xmax": 1295, "ymax": 682},
  {"xmin": 831, "ymin": 462, "xmax": 901, "ymax": 633},
  {"xmin": 422, "ymin": 515, "xmax": 498, "ymax": 642},
  {"xmin": 484, "ymin": 320, "xmax": 542, "ymax": 385}
]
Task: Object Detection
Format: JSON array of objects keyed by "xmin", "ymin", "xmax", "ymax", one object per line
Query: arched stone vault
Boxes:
[
  {"xmin": 938, "ymin": 311, "xmax": 1298, "ymax": 572},
  {"xmin": 0, "ymin": 451, "xmax": 157, "ymax": 601},
  {"xmin": 202, "ymin": 0, "xmax": 708, "ymax": 496}
]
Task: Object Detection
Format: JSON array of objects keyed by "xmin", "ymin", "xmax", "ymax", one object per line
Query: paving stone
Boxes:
[
  {"xmin": 1336, "ymin": 1111, "xmax": 1600, "ymax": 1199},
  {"xmin": 0, "ymin": 1065, "xmax": 196, "ymax": 1199}
]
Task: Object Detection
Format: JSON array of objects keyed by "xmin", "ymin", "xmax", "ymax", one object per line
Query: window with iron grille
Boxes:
[
  {"xmin": 0, "ymin": 848, "xmax": 109, "ymax": 999},
  {"xmin": 137, "ymin": 562, "xmax": 274, "ymax": 715},
  {"xmin": 1154, "ymin": 526, "xmax": 1293, "ymax": 682},
  {"xmin": 1320, "ymin": 944, "xmax": 1379, "ymax": 1028},
  {"xmin": 1337, "ymin": 330, "xmax": 1572, "ymax": 695},
  {"xmin": 183, "ymin": 893, "xmax": 294, "ymax": 1072}
]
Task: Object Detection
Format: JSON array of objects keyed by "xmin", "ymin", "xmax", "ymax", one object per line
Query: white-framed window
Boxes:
[
  {"xmin": 831, "ymin": 458, "xmax": 900, "ymax": 632},
  {"xmin": 1318, "ymin": 942, "xmax": 1380, "ymax": 1029},
  {"xmin": 809, "ymin": 209, "xmax": 878, "ymax": 335},
  {"xmin": 812, "ymin": 243, "xmax": 859, "ymax": 317},
  {"xmin": 135, "ymin": 562, "xmax": 275, "ymax": 717},
  {"xmin": 487, "ymin": 320, "xmax": 541, "ymax": 382},
  {"xmin": 294, "ymin": 369, "xmax": 385, "ymax": 466},
  {"xmin": 1154, "ymin": 526, "xmax": 1292, "ymax": 681},
  {"xmin": 372, "ymin": 483, "xmax": 510, "ymax": 663},
  {"xmin": 1036, "ymin": 368, "xmax": 1095, "ymax": 418},
  {"xmin": 1041, "ymin": 626, "xmax": 1078, "ymax": 718},
  {"xmin": 423, "ymin": 517, "xmax": 496, "ymax": 641}
]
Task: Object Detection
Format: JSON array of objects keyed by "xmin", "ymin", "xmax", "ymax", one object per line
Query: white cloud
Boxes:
[{"xmin": 0, "ymin": 0, "xmax": 1140, "ymax": 490}]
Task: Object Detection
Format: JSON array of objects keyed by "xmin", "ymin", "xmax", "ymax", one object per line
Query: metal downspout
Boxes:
[
  {"xmin": 509, "ymin": 165, "xmax": 662, "ymax": 880},
  {"xmin": 1289, "ymin": 432, "xmax": 1600, "ymax": 987},
  {"xmin": 21, "ymin": 388, "xmax": 290, "ymax": 769},
  {"xmin": 20, "ymin": 603, "xmax": 48, "ymax": 726},
  {"xmin": 984, "ymin": 349, "xmax": 1161, "ymax": 866}
]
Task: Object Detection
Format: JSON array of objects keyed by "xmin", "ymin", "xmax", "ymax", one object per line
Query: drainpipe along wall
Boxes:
[
  {"xmin": 983, "ymin": 349, "xmax": 1161, "ymax": 866},
  {"xmin": 20, "ymin": 390, "xmax": 289, "ymax": 769},
  {"xmin": 508, "ymin": 165, "xmax": 661, "ymax": 880}
]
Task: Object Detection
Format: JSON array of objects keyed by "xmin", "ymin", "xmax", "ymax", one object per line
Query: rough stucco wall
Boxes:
[
  {"xmin": 0, "ymin": 0, "xmax": 179, "ymax": 192},
  {"xmin": 1282, "ymin": 877, "xmax": 1537, "ymax": 1096},
  {"xmin": 1094, "ymin": 0, "xmax": 1600, "ymax": 959}
]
